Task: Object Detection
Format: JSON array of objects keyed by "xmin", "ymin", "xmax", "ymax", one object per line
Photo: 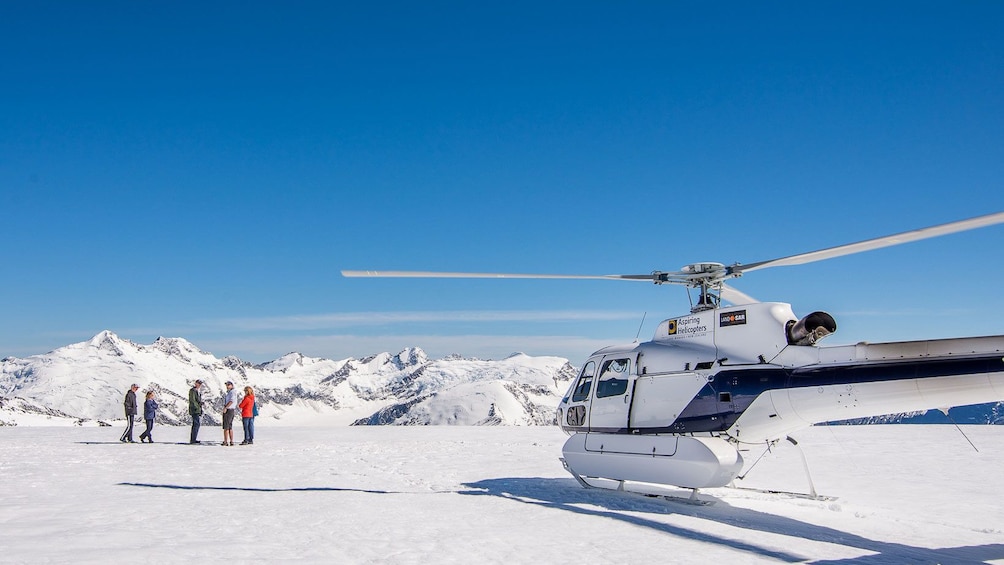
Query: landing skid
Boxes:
[
  {"xmin": 645, "ymin": 489, "xmax": 716, "ymax": 506},
  {"xmin": 559, "ymin": 457, "xmax": 716, "ymax": 505},
  {"xmin": 561, "ymin": 456, "xmax": 833, "ymax": 504},
  {"xmin": 559, "ymin": 457, "xmax": 593, "ymax": 489},
  {"xmin": 727, "ymin": 485, "xmax": 836, "ymax": 501},
  {"xmin": 728, "ymin": 435, "xmax": 834, "ymax": 501}
]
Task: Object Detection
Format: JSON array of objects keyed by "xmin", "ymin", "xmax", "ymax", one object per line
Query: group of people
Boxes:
[
  {"xmin": 119, "ymin": 380, "xmax": 257, "ymax": 446},
  {"xmin": 188, "ymin": 379, "xmax": 257, "ymax": 445},
  {"xmin": 119, "ymin": 383, "xmax": 156, "ymax": 443}
]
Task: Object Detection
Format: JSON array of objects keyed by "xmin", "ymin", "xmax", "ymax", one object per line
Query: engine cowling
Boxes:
[{"xmin": 786, "ymin": 311, "xmax": 837, "ymax": 345}]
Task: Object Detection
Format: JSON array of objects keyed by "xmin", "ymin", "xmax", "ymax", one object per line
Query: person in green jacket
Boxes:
[{"xmin": 188, "ymin": 380, "xmax": 204, "ymax": 444}]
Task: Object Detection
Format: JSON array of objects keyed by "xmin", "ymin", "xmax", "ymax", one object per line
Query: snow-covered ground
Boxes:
[{"xmin": 1, "ymin": 424, "xmax": 1003, "ymax": 564}]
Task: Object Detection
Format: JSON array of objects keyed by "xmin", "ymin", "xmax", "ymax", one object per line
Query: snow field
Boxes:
[{"xmin": 1, "ymin": 424, "xmax": 1003, "ymax": 564}]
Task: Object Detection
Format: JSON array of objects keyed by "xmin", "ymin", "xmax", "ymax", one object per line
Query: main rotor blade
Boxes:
[
  {"xmin": 341, "ymin": 270, "xmax": 664, "ymax": 281},
  {"xmin": 737, "ymin": 211, "xmax": 1004, "ymax": 274},
  {"xmin": 720, "ymin": 284, "xmax": 759, "ymax": 305}
]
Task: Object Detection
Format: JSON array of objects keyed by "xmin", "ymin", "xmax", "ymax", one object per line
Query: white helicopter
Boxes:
[{"xmin": 342, "ymin": 212, "xmax": 1004, "ymax": 496}]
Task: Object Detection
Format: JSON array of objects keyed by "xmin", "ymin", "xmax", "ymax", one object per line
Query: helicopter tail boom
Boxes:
[{"xmin": 729, "ymin": 350, "xmax": 1004, "ymax": 443}]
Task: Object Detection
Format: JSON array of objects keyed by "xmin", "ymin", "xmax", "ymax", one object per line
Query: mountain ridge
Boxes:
[
  {"xmin": 2, "ymin": 331, "xmax": 1000, "ymax": 427},
  {"xmin": 0, "ymin": 331, "xmax": 576, "ymax": 427}
]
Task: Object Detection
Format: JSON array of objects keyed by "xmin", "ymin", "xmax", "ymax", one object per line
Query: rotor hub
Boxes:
[{"xmin": 681, "ymin": 262, "xmax": 725, "ymax": 274}]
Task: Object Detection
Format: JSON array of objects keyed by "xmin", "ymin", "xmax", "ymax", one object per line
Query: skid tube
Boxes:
[{"xmin": 559, "ymin": 457, "xmax": 714, "ymax": 506}]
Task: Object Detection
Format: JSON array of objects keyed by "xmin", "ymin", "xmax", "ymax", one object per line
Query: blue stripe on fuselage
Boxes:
[{"xmin": 646, "ymin": 355, "xmax": 1002, "ymax": 434}]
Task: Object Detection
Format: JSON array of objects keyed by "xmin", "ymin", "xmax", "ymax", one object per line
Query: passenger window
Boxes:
[
  {"xmin": 571, "ymin": 361, "xmax": 596, "ymax": 402},
  {"xmin": 596, "ymin": 358, "xmax": 630, "ymax": 398},
  {"xmin": 566, "ymin": 405, "xmax": 586, "ymax": 427}
]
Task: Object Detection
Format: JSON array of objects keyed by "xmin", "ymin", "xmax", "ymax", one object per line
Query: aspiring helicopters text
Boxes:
[{"xmin": 342, "ymin": 212, "xmax": 1004, "ymax": 496}]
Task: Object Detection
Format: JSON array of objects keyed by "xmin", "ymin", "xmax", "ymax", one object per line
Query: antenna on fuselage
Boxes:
[{"xmin": 634, "ymin": 312, "xmax": 647, "ymax": 342}]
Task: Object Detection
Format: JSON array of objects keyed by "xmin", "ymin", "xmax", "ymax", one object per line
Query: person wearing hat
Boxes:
[
  {"xmin": 119, "ymin": 383, "xmax": 140, "ymax": 443},
  {"xmin": 221, "ymin": 381, "xmax": 237, "ymax": 446},
  {"xmin": 188, "ymin": 380, "xmax": 204, "ymax": 444}
]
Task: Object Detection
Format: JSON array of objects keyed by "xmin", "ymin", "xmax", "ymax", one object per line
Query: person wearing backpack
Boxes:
[
  {"xmin": 239, "ymin": 386, "xmax": 255, "ymax": 445},
  {"xmin": 250, "ymin": 392, "xmax": 259, "ymax": 442}
]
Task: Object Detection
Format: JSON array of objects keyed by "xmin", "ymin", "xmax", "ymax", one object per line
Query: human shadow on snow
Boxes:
[
  {"xmin": 76, "ymin": 441, "xmax": 135, "ymax": 445},
  {"xmin": 459, "ymin": 477, "xmax": 1004, "ymax": 565},
  {"xmin": 119, "ymin": 482, "xmax": 397, "ymax": 495}
]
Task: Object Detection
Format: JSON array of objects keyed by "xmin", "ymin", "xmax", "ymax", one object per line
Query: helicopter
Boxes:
[{"xmin": 342, "ymin": 211, "xmax": 1004, "ymax": 495}]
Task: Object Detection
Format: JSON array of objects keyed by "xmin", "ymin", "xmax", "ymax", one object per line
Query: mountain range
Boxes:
[
  {"xmin": 0, "ymin": 331, "xmax": 577, "ymax": 427},
  {"xmin": 2, "ymin": 331, "xmax": 1000, "ymax": 427}
]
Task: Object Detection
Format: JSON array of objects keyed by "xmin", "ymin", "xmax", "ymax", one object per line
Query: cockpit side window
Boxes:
[
  {"xmin": 571, "ymin": 361, "xmax": 596, "ymax": 402},
  {"xmin": 595, "ymin": 358, "xmax": 630, "ymax": 398}
]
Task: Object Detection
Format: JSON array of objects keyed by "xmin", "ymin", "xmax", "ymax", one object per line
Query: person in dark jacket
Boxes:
[
  {"xmin": 139, "ymin": 391, "xmax": 158, "ymax": 443},
  {"xmin": 119, "ymin": 384, "xmax": 139, "ymax": 443},
  {"xmin": 189, "ymin": 380, "xmax": 204, "ymax": 444}
]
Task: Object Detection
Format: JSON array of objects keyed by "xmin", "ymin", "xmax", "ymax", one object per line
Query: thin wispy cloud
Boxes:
[
  {"xmin": 836, "ymin": 307, "xmax": 982, "ymax": 317},
  {"xmin": 195, "ymin": 333, "xmax": 620, "ymax": 363},
  {"xmin": 11, "ymin": 330, "xmax": 620, "ymax": 364},
  {"xmin": 188, "ymin": 310, "xmax": 640, "ymax": 332},
  {"xmin": 16, "ymin": 310, "xmax": 642, "ymax": 361}
]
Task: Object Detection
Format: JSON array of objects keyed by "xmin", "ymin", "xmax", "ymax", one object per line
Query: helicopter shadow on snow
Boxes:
[{"xmin": 458, "ymin": 476, "xmax": 1004, "ymax": 565}]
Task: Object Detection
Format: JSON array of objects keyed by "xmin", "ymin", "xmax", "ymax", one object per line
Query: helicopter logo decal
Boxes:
[
  {"xmin": 720, "ymin": 310, "xmax": 747, "ymax": 327},
  {"xmin": 667, "ymin": 316, "xmax": 708, "ymax": 338}
]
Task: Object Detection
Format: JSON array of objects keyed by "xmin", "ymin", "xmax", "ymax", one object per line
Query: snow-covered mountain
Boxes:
[
  {"xmin": 4, "ymin": 331, "xmax": 1000, "ymax": 427},
  {"xmin": 0, "ymin": 331, "xmax": 577, "ymax": 427},
  {"xmin": 834, "ymin": 401, "xmax": 1004, "ymax": 425}
]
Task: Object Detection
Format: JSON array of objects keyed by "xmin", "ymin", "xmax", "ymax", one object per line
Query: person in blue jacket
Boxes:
[{"xmin": 139, "ymin": 391, "xmax": 158, "ymax": 443}]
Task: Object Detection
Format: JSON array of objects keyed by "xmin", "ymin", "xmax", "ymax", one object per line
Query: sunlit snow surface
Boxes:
[{"xmin": 2, "ymin": 425, "xmax": 1003, "ymax": 564}]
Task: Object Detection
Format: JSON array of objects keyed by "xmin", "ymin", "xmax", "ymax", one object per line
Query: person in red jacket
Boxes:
[{"xmin": 239, "ymin": 386, "xmax": 255, "ymax": 445}]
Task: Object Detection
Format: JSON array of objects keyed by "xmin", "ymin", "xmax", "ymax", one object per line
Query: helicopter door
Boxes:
[
  {"xmin": 587, "ymin": 356, "xmax": 633, "ymax": 433},
  {"xmin": 563, "ymin": 360, "xmax": 597, "ymax": 429}
]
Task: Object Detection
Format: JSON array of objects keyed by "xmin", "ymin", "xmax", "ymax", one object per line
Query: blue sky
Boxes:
[{"xmin": 2, "ymin": 2, "xmax": 1003, "ymax": 363}]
